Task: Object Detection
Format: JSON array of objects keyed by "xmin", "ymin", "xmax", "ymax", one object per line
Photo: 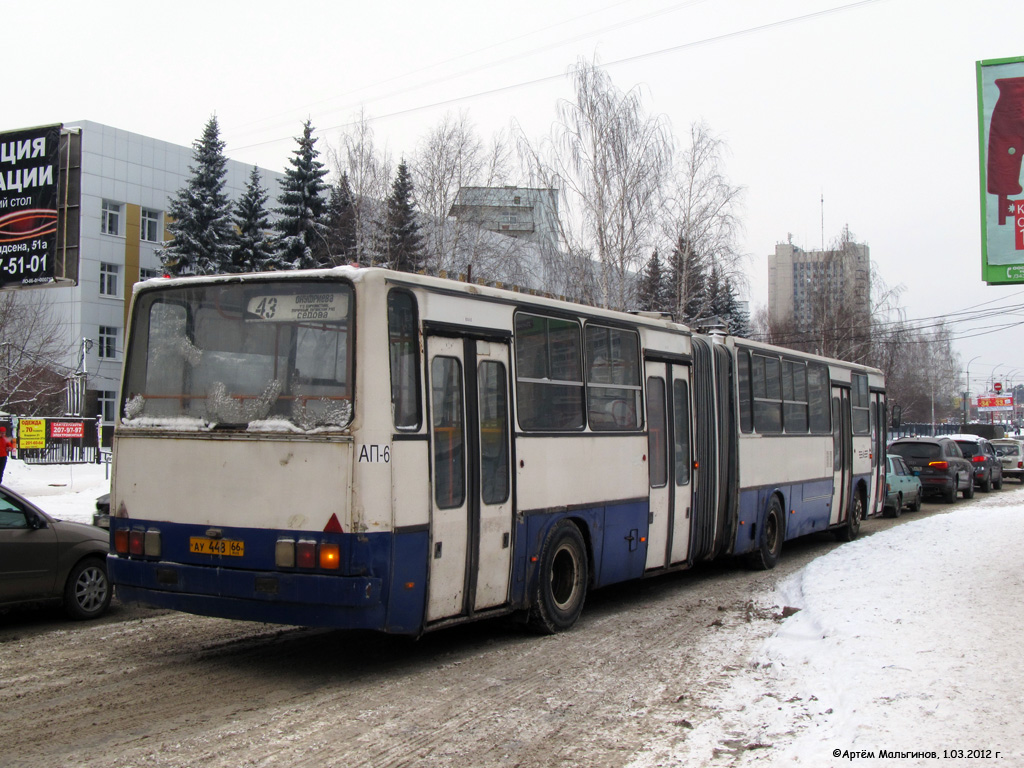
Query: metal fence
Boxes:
[{"xmin": 888, "ymin": 422, "xmax": 968, "ymax": 441}]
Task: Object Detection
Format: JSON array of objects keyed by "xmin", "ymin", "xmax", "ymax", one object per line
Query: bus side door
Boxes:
[
  {"xmin": 644, "ymin": 361, "xmax": 694, "ymax": 571},
  {"xmin": 829, "ymin": 387, "xmax": 853, "ymax": 526},
  {"xmin": 425, "ymin": 335, "xmax": 514, "ymax": 623}
]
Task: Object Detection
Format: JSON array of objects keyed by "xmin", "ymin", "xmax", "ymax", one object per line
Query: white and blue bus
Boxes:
[{"xmin": 108, "ymin": 267, "xmax": 885, "ymax": 634}]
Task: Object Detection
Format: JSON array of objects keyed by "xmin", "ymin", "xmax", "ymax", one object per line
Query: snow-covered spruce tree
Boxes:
[
  {"xmin": 383, "ymin": 160, "xmax": 424, "ymax": 273},
  {"xmin": 272, "ymin": 119, "xmax": 330, "ymax": 270},
  {"xmin": 229, "ymin": 166, "xmax": 273, "ymax": 273},
  {"xmin": 325, "ymin": 172, "xmax": 357, "ymax": 265},
  {"xmin": 160, "ymin": 115, "xmax": 234, "ymax": 276}
]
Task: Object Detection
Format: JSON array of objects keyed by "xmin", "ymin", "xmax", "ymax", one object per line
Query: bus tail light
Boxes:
[
  {"xmin": 928, "ymin": 461, "xmax": 949, "ymax": 470},
  {"xmin": 144, "ymin": 528, "xmax": 162, "ymax": 557},
  {"xmin": 320, "ymin": 542, "xmax": 340, "ymax": 570},
  {"xmin": 275, "ymin": 538, "xmax": 295, "ymax": 568},
  {"xmin": 114, "ymin": 528, "xmax": 129, "ymax": 555},
  {"xmin": 129, "ymin": 529, "xmax": 145, "ymax": 556},
  {"xmin": 296, "ymin": 540, "xmax": 317, "ymax": 569}
]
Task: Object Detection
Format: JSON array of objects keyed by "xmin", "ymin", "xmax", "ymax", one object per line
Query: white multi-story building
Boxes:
[
  {"xmin": 2, "ymin": 120, "xmax": 282, "ymax": 422},
  {"xmin": 767, "ymin": 239, "xmax": 870, "ymax": 331}
]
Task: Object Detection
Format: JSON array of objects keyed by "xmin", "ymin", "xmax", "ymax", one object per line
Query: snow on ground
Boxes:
[
  {"xmin": 4, "ymin": 459, "xmax": 110, "ymax": 524},
  {"xmin": 631, "ymin": 485, "xmax": 1024, "ymax": 767},
  {"xmin": 5, "ymin": 460, "xmax": 1024, "ymax": 766}
]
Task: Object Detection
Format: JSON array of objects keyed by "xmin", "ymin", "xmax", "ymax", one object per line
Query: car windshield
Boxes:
[
  {"xmin": 889, "ymin": 442, "xmax": 940, "ymax": 460},
  {"xmin": 121, "ymin": 280, "xmax": 354, "ymax": 431},
  {"xmin": 954, "ymin": 441, "xmax": 980, "ymax": 458},
  {"xmin": 996, "ymin": 443, "xmax": 1020, "ymax": 456}
]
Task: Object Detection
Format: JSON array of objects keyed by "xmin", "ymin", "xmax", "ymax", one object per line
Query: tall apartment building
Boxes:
[
  {"xmin": 767, "ymin": 239, "xmax": 870, "ymax": 331},
  {"xmin": 447, "ymin": 187, "xmax": 560, "ymax": 253},
  {"xmin": 1, "ymin": 120, "xmax": 282, "ymax": 421}
]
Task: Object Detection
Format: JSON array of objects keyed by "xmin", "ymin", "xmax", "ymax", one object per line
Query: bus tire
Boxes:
[
  {"xmin": 834, "ymin": 490, "xmax": 863, "ymax": 542},
  {"xmin": 529, "ymin": 520, "xmax": 588, "ymax": 634},
  {"xmin": 747, "ymin": 497, "xmax": 784, "ymax": 570}
]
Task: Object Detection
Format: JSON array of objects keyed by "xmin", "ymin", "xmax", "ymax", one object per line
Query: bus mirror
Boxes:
[{"xmin": 891, "ymin": 405, "xmax": 902, "ymax": 429}]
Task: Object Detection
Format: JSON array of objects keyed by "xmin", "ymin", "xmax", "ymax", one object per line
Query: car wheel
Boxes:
[
  {"xmin": 963, "ymin": 474, "xmax": 975, "ymax": 499},
  {"xmin": 994, "ymin": 471, "xmax": 1003, "ymax": 490},
  {"xmin": 892, "ymin": 493, "xmax": 903, "ymax": 518},
  {"xmin": 944, "ymin": 475, "xmax": 958, "ymax": 503},
  {"xmin": 834, "ymin": 490, "xmax": 863, "ymax": 542},
  {"xmin": 529, "ymin": 520, "xmax": 588, "ymax": 634},
  {"xmin": 910, "ymin": 491, "xmax": 922, "ymax": 512},
  {"xmin": 981, "ymin": 471, "xmax": 992, "ymax": 493},
  {"xmin": 64, "ymin": 557, "xmax": 111, "ymax": 620}
]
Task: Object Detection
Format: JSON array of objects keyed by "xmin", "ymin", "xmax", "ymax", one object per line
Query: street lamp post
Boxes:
[{"xmin": 965, "ymin": 355, "xmax": 981, "ymax": 426}]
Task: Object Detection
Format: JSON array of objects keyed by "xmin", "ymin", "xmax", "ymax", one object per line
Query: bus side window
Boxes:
[
  {"xmin": 431, "ymin": 356, "xmax": 465, "ymax": 509},
  {"xmin": 646, "ymin": 377, "xmax": 668, "ymax": 487},
  {"xmin": 737, "ymin": 349, "xmax": 753, "ymax": 433},
  {"xmin": 673, "ymin": 379, "xmax": 691, "ymax": 485},
  {"xmin": 388, "ymin": 290, "xmax": 422, "ymax": 430}
]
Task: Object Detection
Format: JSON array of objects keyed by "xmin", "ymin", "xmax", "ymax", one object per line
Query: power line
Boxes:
[{"xmin": 226, "ymin": 0, "xmax": 886, "ymax": 154}]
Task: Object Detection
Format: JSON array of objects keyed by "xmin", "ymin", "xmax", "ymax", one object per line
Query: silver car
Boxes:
[
  {"xmin": 992, "ymin": 437, "xmax": 1024, "ymax": 483},
  {"xmin": 0, "ymin": 485, "xmax": 112, "ymax": 620}
]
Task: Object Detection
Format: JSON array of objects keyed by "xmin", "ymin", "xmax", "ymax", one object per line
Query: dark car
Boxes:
[
  {"xmin": 947, "ymin": 434, "xmax": 1004, "ymax": 492},
  {"xmin": 887, "ymin": 436, "xmax": 974, "ymax": 503},
  {"xmin": 93, "ymin": 493, "xmax": 110, "ymax": 529},
  {"xmin": 0, "ymin": 485, "xmax": 112, "ymax": 620}
]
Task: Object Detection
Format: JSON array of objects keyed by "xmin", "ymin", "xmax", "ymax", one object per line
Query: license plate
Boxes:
[{"xmin": 189, "ymin": 537, "xmax": 244, "ymax": 556}]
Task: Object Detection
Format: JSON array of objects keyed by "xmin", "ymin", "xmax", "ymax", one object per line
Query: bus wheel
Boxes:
[
  {"xmin": 529, "ymin": 520, "xmax": 588, "ymax": 634},
  {"xmin": 835, "ymin": 491, "xmax": 863, "ymax": 542},
  {"xmin": 747, "ymin": 497, "xmax": 784, "ymax": 570}
]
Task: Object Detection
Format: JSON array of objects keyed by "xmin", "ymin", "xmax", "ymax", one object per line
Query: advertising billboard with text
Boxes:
[{"xmin": 0, "ymin": 124, "xmax": 62, "ymax": 287}]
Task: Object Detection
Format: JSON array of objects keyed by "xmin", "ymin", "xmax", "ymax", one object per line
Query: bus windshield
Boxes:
[{"xmin": 121, "ymin": 280, "xmax": 354, "ymax": 431}]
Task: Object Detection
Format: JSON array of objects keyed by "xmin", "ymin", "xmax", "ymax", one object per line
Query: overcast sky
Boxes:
[{"xmin": 8, "ymin": 0, "xmax": 1024, "ymax": 396}]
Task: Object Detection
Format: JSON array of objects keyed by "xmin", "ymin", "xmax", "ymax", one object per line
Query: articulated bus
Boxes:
[{"xmin": 108, "ymin": 267, "xmax": 885, "ymax": 635}]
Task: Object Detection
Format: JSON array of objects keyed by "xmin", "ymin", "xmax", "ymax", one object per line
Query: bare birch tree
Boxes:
[
  {"xmin": 409, "ymin": 111, "xmax": 522, "ymax": 280},
  {"xmin": 662, "ymin": 121, "xmax": 744, "ymax": 322},
  {"xmin": 0, "ymin": 291, "xmax": 73, "ymax": 415},
  {"xmin": 518, "ymin": 58, "xmax": 671, "ymax": 311},
  {"xmin": 327, "ymin": 110, "xmax": 392, "ymax": 265}
]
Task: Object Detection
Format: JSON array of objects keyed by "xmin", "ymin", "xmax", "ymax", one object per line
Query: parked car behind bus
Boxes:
[
  {"xmin": 992, "ymin": 437, "xmax": 1024, "ymax": 483},
  {"xmin": 883, "ymin": 454, "xmax": 923, "ymax": 518},
  {"xmin": 887, "ymin": 436, "xmax": 973, "ymax": 503},
  {"xmin": 947, "ymin": 434, "xmax": 1003, "ymax": 492}
]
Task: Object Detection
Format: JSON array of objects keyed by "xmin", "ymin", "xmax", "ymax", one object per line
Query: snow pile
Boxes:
[
  {"xmin": 631, "ymin": 488, "xmax": 1024, "ymax": 767},
  {"xmin": 3, "ymin": 460, "xmax": 109, "ymax": 524}
]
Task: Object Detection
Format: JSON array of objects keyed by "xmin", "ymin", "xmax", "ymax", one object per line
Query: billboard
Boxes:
[
  {"xmin": 977, "ymin": 395, "xmax": 1014, "ymax": 412},
  {"xmin": 978, "ymin": 57, "xmax": 1024, "ymax": 284},
  {"xmin": 0, "ymin": 124, "xmax": 61, "ymax": 287}
]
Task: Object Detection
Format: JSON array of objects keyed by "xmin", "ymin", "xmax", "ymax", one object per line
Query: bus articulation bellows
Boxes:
[{"xmin": 108, "ymin": 267, "xmax": 886, "ymax": 635}]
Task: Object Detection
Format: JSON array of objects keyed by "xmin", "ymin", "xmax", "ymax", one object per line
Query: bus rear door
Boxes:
[{"xmin": 425, "ymin": 335, "xmax": 514, "ymax": 623}]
